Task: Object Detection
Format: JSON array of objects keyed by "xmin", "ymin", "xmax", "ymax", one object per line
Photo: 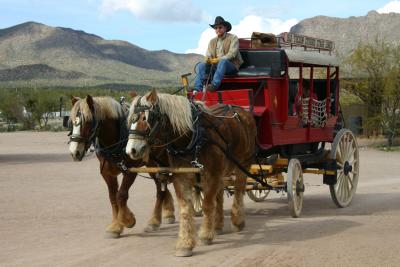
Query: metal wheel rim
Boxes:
[
  {"xmin": 330, "ymin": 129, "xmax": 359, "ymax": 207},
  {"xmin": 247, "ymin": 189, "xmax": 270, "ymax": 202},
  {"xmin": 287, "ymin": 159, "xmax": 304, "ymax": 218}
]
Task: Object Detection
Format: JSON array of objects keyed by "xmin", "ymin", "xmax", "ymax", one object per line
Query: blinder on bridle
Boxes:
[
  {"xmin": 63, "ymin": 115, "xmax": 71, "ymax": 129},
  {"xmin": 128, "ymin": 96, "xmax": 162, "ymax": 142},
  {"xmin": 67, "ymin": 109, "xmax": 100, "ymax": 149}
]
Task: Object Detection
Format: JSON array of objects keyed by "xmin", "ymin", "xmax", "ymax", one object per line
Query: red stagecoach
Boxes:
[{"xmin": 187, "ymin": 32, "xmax": 359, "ymax": 217}]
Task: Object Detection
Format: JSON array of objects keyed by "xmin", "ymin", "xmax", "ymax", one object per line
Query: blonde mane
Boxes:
[
  {"xmin": 156, "ymin": 93, "xmax": 193, "ymax": 134},
  {"xmin": 70, "ymin": 96, "xmax": 124, "ymax": 122}
]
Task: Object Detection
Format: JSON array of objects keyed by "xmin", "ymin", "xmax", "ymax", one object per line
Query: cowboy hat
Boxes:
[{"xmin": 209, "ymin": 16, "xmax": 232, "ymax": 32}]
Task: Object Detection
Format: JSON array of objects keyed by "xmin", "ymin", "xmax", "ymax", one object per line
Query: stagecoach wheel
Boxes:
[
  {"xmin": 246, "ymin": 189, "xmax": 270, "ymax": 202},
  {"xmin": 287, "ymin": 158, "xmax": 304, "ymax": 218},
  {"xmin": 329, "ymin": 129, "xmax": 359, "ymax": 208},
  {"xmin": 192, "ymin": 187, "xmax": 203, "ymax": 217}
]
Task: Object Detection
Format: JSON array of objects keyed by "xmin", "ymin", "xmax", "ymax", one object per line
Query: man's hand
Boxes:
[
  {"xmin": 204, "ymin": 56, "xmax": 212, "ymax": 64},
  {"xmin": 210, "ymin": 57, "xmax": 220, "ymax": 64}
]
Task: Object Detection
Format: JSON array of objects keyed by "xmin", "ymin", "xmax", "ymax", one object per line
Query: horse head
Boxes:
[
  {"xmin": 68, "ymin": 95, "xmax": 99, "ymax": 161},
  {"xmin": 125, "ymin": 90, "xmax": 158, "ymax": 161},
  {"xmin": 126, "ymin": 89, "xmax": 193, "ymax": 162}
]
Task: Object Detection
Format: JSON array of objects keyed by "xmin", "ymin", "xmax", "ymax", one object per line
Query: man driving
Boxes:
[{"xmin": 194, "ymin": 16, "xmax": 243, "ymax": 92}]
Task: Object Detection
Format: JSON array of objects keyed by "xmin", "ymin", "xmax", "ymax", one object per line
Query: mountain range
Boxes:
[
  {"xmin": 290, "ymin": 10, "xmax": 400, "ymax": 57},
  {"xmin": 0, "ymin": 22, "xmax": 202, "ymax": 88},
  {"xmin": 0, "ymin": 10, "xmax": 400, "ymax": 88}
]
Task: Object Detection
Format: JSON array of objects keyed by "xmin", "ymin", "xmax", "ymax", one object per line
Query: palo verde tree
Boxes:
[
  {"xmin": 346, "ymin": 39, "xmax": 391, "ymax": 136},
  {"xmin": 346, "ymin": 39, "xmax": 400, "ymax": 145},
  {"xmin": 381, "ymin": 46, "xmax": 400, "ymax": 146}
]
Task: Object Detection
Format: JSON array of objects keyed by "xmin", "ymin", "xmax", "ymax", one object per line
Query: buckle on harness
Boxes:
[
  {"xmin": 117, "ymin": 161, "xmax": 128, "ymax": 172},
  {"xmin": 191, "ymin": 159, "xmax": 203, "ymax": 169}
]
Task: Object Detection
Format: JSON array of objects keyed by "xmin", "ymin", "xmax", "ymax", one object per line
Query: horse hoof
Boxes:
[
  {"xmin": 232, "ymin": 221, "xmax": 245, "ymax": 232},
  {"xmin": 164, "ymin": 216, "xmax": 175, "ymax": 224},
  {"xmin": 144, "ymin": 224, "xmax": 160, "ymax": 233},
  {"xmin": 200, "ymin": 238, "xmax": 213, "ymax": 245},
  {"xmin": 215, "ymin": 228, "xmax": 224, "ymax": 235},
  {"xmin": 125, "ymin": 220, "xmax": 136, "ymax": 228},
  {"xmin": 104, "ymin": 231, "xmax": 121, "ymax": 239},
  {"xmin": 175, "ymin": 249, "xmax": 193, "ymax": 257}
]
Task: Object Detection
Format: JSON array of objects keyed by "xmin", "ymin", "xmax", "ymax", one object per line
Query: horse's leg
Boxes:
[
  {"xmin": 100, "ymin": 160, "xmax": 123, "ymax": 238},
  {"xmin": 231, "ymin": 169, "xmax": 247, "ymax": 232},
  {"xmin": 173, "ymin": 174, "xmax": 196, "ymax": 257},
  {"xmin": 116, "ymin": 172, "xmax": 137, "ymax": 229},
  {"xmin": 162, "ymin": 181, "xmax": 175, "ymax": 224},
  {"xmin": 214, "ymin": 186, "xmax": 224, "ymax": 235},
  {"xmin": 144, "ymin": 177, "xmax": 163, "ymax": 232},
  {"xmin": 198, "ymin": 175, "xmax": 221, "ymax": 245}
]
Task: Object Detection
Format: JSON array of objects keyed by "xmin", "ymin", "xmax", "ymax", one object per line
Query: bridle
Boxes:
[
  {"xmin": 128, "ymin": 96, "xmax": 164, "ymax": 144},
  {"xmin": 68, "ymin": 108, "xmax": 100, "ymax": 150}
]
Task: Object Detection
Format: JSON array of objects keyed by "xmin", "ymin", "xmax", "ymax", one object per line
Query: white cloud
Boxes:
[
  {"xmin": 186, "ymin": 15, "xmax": 299, "ymax": 55},
  {"xmin": 99, "ymin": 0, "xmax": 206, "ymax": 22},
  {"xmin": 377, "ymin": 0, "xmax": 400, "ymax": 13}
]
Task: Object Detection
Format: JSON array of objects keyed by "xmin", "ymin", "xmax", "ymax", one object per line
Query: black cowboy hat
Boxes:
[{"xmin": 209, "ymin": 16, "xmax": 232, "ymax": 32}]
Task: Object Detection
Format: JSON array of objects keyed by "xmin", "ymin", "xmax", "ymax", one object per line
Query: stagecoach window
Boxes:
[{"xmin": 287, "ymin": 66, "xmax": 337, "ymax": 120}]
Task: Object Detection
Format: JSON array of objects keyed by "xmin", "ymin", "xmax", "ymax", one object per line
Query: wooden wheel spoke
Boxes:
[
  {"xmin": 342, "ymin": 139, "xmax": 349, "ymax": 161},
  {"xmin": 339, "ymin": 141, "xmax": 346, "ymax": 161},
  {"xmin": 342, "ymin": 174, "xmax": 349, "ymax": 202},
  {"xmin": 336, "ymin": 149, "xmax": 344, "ymax": 164},
  {"xmin": 347, "ymin": 174, "xmax": 354, "ymax": 190},
  {"xmin": 348, "ymin": 144, "xmax": 356, "ymax": 159},
  {"xmin": 344, "ymin": 175, "xmax": 351, "ymax": 199},
  {"xmin": 337, "ymin": 162, "xmax": 344, "ymax": 169},
  {"xmin": 330, "ymin": 129, "xmax": 359, "ymax": 208},
  {"xmin": 345, "ymin": 141, "xmax": 353, "ymax": 161},
  {"xmin": 337, "ymin": 172, "xmax": 345, "ymax": 199}
]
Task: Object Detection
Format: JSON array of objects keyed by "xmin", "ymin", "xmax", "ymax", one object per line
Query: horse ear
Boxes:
[
  {"xmin": 86, "ymin": 95, "xmax": 94, "ymax": 110},
  {"xmin": 146, "ymin": 89, "xmax": 157, "ymax": 104},
  {"xmin": 71, "ymin": 96, "xmax": 80, "ymax": 106},
  {"xmin": 129, "ymin": 91, "xmax": 137, "ymax": 99}
]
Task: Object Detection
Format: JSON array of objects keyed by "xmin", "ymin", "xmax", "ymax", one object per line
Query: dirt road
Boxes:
[{"xmin": 1, "ymin": 132, "xmax": 400, "ymax": 267}]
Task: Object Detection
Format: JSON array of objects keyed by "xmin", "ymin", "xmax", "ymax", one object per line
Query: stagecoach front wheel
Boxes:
[
  {"xmin": 192, "ymin": 187, "xmax": 203, "ymax": 217},
  {"xmin": 246, "ymin": 189, "xmax": 270, "ymax": 202},
  {"xmin": 287, "ymin": 158, "xmax": 304, "ymax": 218},
  {"xmin": 329, "ymin": 129, "xmax": 359, "ymax": 208}
]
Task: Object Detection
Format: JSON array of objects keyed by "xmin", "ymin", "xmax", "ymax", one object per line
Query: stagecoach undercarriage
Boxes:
[{"xmin": 127, "ymin": 127, "xmax": 359, "ymax": 218}]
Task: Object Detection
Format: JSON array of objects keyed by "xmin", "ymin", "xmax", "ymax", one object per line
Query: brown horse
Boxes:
[
  {"xmin": 68, "ymin": 95, "xmax": 175, "ymax": 238},
  {"xmin": 126, "ymin": 90, "xmax": 257, "ymax": 256}
]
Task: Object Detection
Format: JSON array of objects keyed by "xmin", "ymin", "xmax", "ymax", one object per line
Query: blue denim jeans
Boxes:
[{"xmin": 194, "ymin": 59, "xmax": 237, "ymax": 91}]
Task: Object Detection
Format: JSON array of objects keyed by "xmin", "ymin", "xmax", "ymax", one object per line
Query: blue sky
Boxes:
[{"xmin": 0, "ymin": 0, "xmax": 399, "ymax": 54}]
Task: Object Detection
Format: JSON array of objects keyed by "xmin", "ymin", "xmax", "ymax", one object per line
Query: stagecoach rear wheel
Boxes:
[
  {"xmin": 246, "ymin": 189, "xmax": 270, "ymax": 202},
  {"xmin": 329, "ymin": 129, "xmax": 359, "ymax": 208},
  {"xmin": 287, "ymin": 158, "xmax": 304, "ymax": 218},
  {"xmin": 192, "ymin": 187, "xmax": 203, "ymax": 217}
]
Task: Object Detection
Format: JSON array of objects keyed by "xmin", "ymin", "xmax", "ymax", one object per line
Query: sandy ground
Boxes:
[{"xmin": 0, "ymin": 131, "xmax": 400, "ymax": 267}]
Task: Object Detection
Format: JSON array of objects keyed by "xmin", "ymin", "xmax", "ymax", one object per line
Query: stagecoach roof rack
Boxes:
[
  {"xmin": 277, "ymin": 32, "xmax": 335, "ymax": 52},
  {"xmin": 238, "ymin": 32, "xmax": 338, "ymax": 67},
  {"xmin": 239, "ymin": 32, "xmax": 335, "ymax": 53}
]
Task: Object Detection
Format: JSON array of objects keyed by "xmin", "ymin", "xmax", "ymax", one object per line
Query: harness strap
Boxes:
[
  {"xmin": 166, "ymin": 102, "xmax": 204, "ymax": 157},
  {"xmin": 206, "ymin": 138, "xmax": 267, "ymax": 186}
]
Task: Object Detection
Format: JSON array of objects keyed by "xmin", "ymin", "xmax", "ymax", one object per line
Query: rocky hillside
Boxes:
[
  {"xmin": 0, "ymin": 22, "xmax": 202, "ymax": 88},
  {"xmin": 290, "ymin": 11, "xmax": 400, "ymax": 57}
]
